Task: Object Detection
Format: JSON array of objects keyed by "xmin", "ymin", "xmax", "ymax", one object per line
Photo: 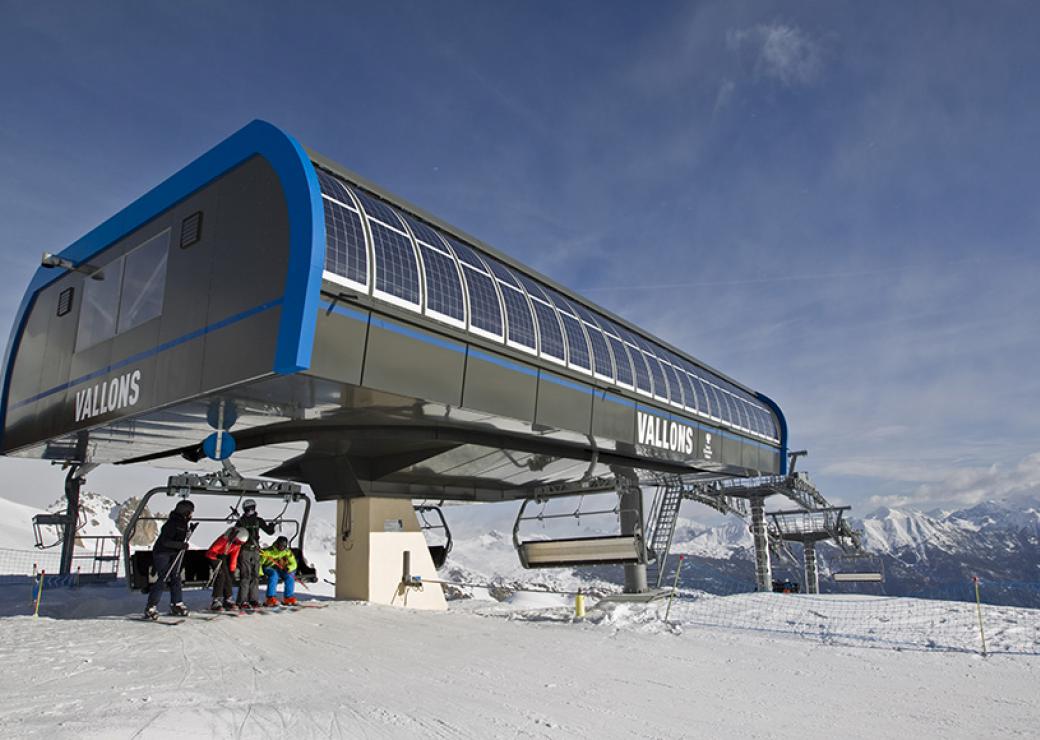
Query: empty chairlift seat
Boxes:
[{"xmin": 512, "ymin": 495, "xmax": 646, "ymax": 569}]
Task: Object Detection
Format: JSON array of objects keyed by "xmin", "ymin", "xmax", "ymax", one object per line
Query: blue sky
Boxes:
[{"xmin": 1, "ymin": 1, "xmax": 1038, "ymax": 515}]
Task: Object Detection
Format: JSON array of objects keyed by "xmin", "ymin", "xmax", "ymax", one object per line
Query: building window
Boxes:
[
  {"xmin": 117, "ymin": 230, "xmax": 169, "ymax": 333},
  {"xmin": 75, "ymin": 229, "xmax": 170, "ymax": 352}
]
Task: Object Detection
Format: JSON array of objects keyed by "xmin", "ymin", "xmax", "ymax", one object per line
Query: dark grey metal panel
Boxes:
[
  {"xmin": 535, "ymin": 372, "xmax": 593, "ymax": 434},
  {"xmin": 591, "ymin": 392, "xmax": 635, "ymax": 446},
  {"xmin": 363, "ymin": 317, "xmax": 465, "ymax": 407},
  {"xmin": 462, "ymin": 351, "xmax": 537, "ymax": 422},
  {"xmin": 206, "ymin": 157, "xmax": 288, "ymax": 322},
  {"xmin": 307, "ymin": 305, "xmax": 369, "ymax": 386},
  {"xmin": 201, "ymin": 308, "xmax": 282, "ymax": 392},
  {"xmin": 153, "ymin": 188, "xmax": 217, "ymax": 405},
  {"xmin": 722, "ymin": 434, "xmax": 740, "ymax": 468},
  {"xmin": 740, "ymin": 440, "xmax": 759, "ymax": 472}
]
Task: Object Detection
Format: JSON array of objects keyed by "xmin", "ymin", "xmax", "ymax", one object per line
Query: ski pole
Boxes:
[{"xmin": 160, "ymin": 522, "xmax": 198, "ymax": 585}]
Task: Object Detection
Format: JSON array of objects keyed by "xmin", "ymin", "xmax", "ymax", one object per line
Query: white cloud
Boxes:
[
  {"xmin": 864, "ymin": 452, "xmax": 1040, "ymax": 511},
  {"xmin": 727, "ymin": 22, "xmax": 825, "ymax": 87}
]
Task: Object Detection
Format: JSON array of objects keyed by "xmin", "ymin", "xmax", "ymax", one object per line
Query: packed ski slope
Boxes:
[{"xmin": 2, "ymin": 584, "xmax": 1038, "ymax": 739}]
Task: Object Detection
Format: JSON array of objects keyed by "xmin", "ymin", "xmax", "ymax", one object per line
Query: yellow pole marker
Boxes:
[
  {"xmin": 972, "ymin": 575, "xmax": 987, "ymax": 657},
  {"xmin": 664, "ymin": 554, "xmax": 685, "ymax": 622},
  {"xmin": 574, "ymin": 588, "xmax": 585, "ymax": 619},
  {"xmin": 33, "ymin": 570, "xmax": 45, "ymax": 618}
]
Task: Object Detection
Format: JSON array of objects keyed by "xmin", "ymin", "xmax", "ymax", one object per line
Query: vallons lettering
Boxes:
[
  {"xmin": 74, "ymin": 370, "xmax": 141, "ymax": 422},
  {"xmin": 636, "ymin": 411, "xmax": 695, "ymax": 455}
]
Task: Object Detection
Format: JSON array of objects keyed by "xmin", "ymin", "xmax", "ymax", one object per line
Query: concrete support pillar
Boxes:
[
  {"xmin": 335, "ymin": 497, "xmax": 446, "ymax": 610},
  {"xmin": 617, "ymin": 474, "xmax": 648, "ymax": 594},
  {"xmin": 803, "ymin": 540, "xmax": 819, "ymax": 594},
  {"xmin": 750, "ymin": 495, "xmax": 772, "ymax": 592}
]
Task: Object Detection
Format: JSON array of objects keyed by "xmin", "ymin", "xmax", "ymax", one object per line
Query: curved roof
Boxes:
[{"xmin": 310, "ymin": 161, "xmax": 781, "ymax": 444}]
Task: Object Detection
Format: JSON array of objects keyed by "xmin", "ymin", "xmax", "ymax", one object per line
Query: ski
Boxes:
[{"xmin": 132, "ymin": 615, "xmax": 184, "ymax": 626}]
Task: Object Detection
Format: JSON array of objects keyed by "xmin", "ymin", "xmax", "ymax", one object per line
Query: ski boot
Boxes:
[
  {"xmin": 282, "ymin": 597, "xmax": 298, "ymax": 606},
  {"xmin": 223, "ymin": 598, "xmax": 237, "ymax": 611},
  {"xmin": 248, "ymin": 600, "xmax": 262, "ymax": 610},
  {"xmin": 210, "ymin": 599, "xmax": 224, "ymax": 612},
  {"xmin": 265, "ymin": 596, "xmax": 280, "ymax": 607},
  {"xmin": 144, "ymin": 605, "xmax": 159, "ymax": 621},
  {"xmin": 170, "ymin": 602, "xmax": 190, "ymax": 617}
]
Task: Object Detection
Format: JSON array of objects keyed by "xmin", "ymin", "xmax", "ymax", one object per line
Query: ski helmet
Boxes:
[
  {"xmin": 233, "ymin": 527, "xmax": 249, "ymax": 543},
  {"xmin": 273, "ymin": 536, "xmax": 289, "ymax": 550},
  {"xmin": 242, "ymin": 498, "xmax": 257, "ymax": 511},
  {"xmin": 173, "ymin": 500, "xmax": 195, "ymax": 516}
]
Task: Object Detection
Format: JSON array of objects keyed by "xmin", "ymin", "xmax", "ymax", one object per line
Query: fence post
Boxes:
[
  {"xmin": 33, "ymin": 570, "xmax": 45, "ymax": 618},
  {"xmin": 664, "ymin": 554, "xmax": 685, "ymax": 622},
  {"xmin": 972, "ymin": 575, "xmax": 987, "ymax": 657}
]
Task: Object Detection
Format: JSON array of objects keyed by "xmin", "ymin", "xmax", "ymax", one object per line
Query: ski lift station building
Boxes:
[{"xmin": 1, "ymin": 120, "xmax": 789, "ymax": 607}]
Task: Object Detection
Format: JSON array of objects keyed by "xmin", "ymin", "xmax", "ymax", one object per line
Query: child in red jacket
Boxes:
[{"xmin": 206, "ymin": 527, "xmax": 248, "ymax": 610}]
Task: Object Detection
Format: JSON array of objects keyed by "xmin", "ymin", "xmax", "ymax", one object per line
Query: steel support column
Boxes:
[
  {"xmin": 750, "ymin": 495, "xmax": 772, "ymax": 592},
  {"xmin": 803, "ymin": 540, "xmax": 819, "ymax": 594},
  {"xmin": 59, "ymin": 467, "xmax": 83, "ymax": 576},
  {"xmin": 616, "ymin": 473, "xmax": 648, "ymax": 594}
]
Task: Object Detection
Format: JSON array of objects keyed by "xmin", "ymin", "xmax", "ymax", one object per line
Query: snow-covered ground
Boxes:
[{"xmin": 2, "ymin": 582, "xmax": 1038, "ymax": 739}]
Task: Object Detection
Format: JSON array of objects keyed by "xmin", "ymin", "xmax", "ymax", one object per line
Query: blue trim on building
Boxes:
[
  {"xmin": 0, "ymin": 120, "xmax": 322, "ymax": 440},
  {"xmin": 468, "ymin": 349, "xmax": 538, "ymax": 378},
  {"xmin": 756, "ymin": 392, "xmax": 788, "ymax": 474},
  {"xmin": 369, "ymin": 316, "xmax": 466, "ymax": 354},
  {"xmin": 540, "ymin": 371, "xmax": 594, "ymax": 396},
  {"xmin": 9, "ymin": 298, "xmax": 283, "ymax": 410},
  {"xmin": 319, "ymin": 300, "xmax": 370, "ymax": 324}
]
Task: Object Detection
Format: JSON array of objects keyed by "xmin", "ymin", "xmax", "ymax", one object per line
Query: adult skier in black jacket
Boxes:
[
  {"xmin": 145, "ymin": 500, "xmax": 195, "ymax": 619},
  {"xmin": 234, "ymin": 498, "xmax": 276, "ymax": 608}
]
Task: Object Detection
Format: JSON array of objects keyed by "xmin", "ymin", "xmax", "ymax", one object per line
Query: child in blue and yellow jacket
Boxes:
[{"xmin": 261, "ymin": 536, "xmax": 298, "ymax": 606}]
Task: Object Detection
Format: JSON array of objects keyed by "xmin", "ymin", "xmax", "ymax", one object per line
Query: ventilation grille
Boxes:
[
  {"xmin": 57, "ymin": 287, "xmax": 74, "ymax": 317},
  {"xmin": 180, "ymin": 211, "xmax": 203, "ymax": 248}
]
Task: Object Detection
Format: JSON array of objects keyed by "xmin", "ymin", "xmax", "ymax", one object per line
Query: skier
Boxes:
[
  {"xmin": 235, "ymin": 498, "xmax": 276, "ymax": 609},
  {"xmin": 261, "ymin": 535, "xmax": 298, "ymax": 606},
  {"xmin": 206, "ymin": 526, "xmax": 248, "ymax": 611},
  {"xmin": 145, "ymin": 499, "xmax": 195, "ymax": 619}
]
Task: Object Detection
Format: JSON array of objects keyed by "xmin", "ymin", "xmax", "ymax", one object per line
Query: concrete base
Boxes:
[{"xmin": 335, "ymin": 497, "xmax": 446, "ymax": 611}]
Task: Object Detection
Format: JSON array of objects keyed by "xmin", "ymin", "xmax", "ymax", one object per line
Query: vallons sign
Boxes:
[
  {"xmin": 636, "ymin": 410, "xmax": 705, "ymax": 456},
  {"xmin": 74, "ymin": 369, "xmax": 142, "ymax": 422}
]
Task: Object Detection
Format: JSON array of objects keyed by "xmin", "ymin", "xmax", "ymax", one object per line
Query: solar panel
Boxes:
[
  {"xmin": 516, "ymin": 273, "xmax": 551, "ymax": 304},
  {"xmin": 460, "ymin": 265, "xmax": 503, "ymax": 337},
  {"xmin": 604, "ymin": 332, "xmax": 633, "ymax": 386},
  {"xmin": 402, "ymin": 214, "xmax": 443, "ymax": 250},
  {"xmin": 531, "ymin": 300, "xmax": 565, "ymax": 362},
  {"xmin": 417, "ymin": 242, "xmax": 465, "ymax": 323},
  {"xmin": 662, "ymin": 359, "xmax": 686, "ymax": 407},
  {"xmin": 316, "ymin": 169, "xmax": 353, "ymax": 204},
  {"xmin": 583, "ymin": 323, "xmax": 613, "ymax": 378},
  {"xmin": 371, "ymin": 222, "xmax": 420, "ymax": 306},
  {"xmin": 483, "ymin": 257, "xmax": 522, "ymax": 288},
  {"xmin": 499, "ymin": 284, "xmax": 537, "ymax": 350},
  {"xmin": 352, "ymin": 188, "xmax": 405, "ymax": 229},
  {"xmin": 559, "ymin": 312, "xmax": 591, "ymax": 371},
  {"xmin": 322, "ymin": 197, "xmax": 368, "ymax": 288},
  {"xmin": 637, "ymin": 339, "xmax": 670, "ymax": 402},
  {"xmin": 444, "ymin": 237, "xmax": 487, "ymax": 271}
]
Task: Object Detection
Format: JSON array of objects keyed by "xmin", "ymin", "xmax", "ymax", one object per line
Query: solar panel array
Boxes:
[{"xmin": 315, "ymin": 166, "xmax": 779, "ymax": 443}]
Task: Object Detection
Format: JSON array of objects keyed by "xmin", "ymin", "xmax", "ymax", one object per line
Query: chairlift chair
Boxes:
[
  {"xmin": 512, "ymin": 494, "xmax": 646, "ymax": 569},
  {"xmin": 123, "ymin": 471, "xmax": 318, "ymax": 592},
  {"xmin": 414, "ymin": 504, "xmax": 453, "ymax": 569},
  {"xmin": 831, "ymin": 551, "xmax": 885, "ymax": 584}
]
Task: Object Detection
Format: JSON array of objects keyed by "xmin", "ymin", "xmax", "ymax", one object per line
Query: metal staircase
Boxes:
[{"xmin": 645, "ymin": 476, "xmax": 685, "ymax": 588}]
